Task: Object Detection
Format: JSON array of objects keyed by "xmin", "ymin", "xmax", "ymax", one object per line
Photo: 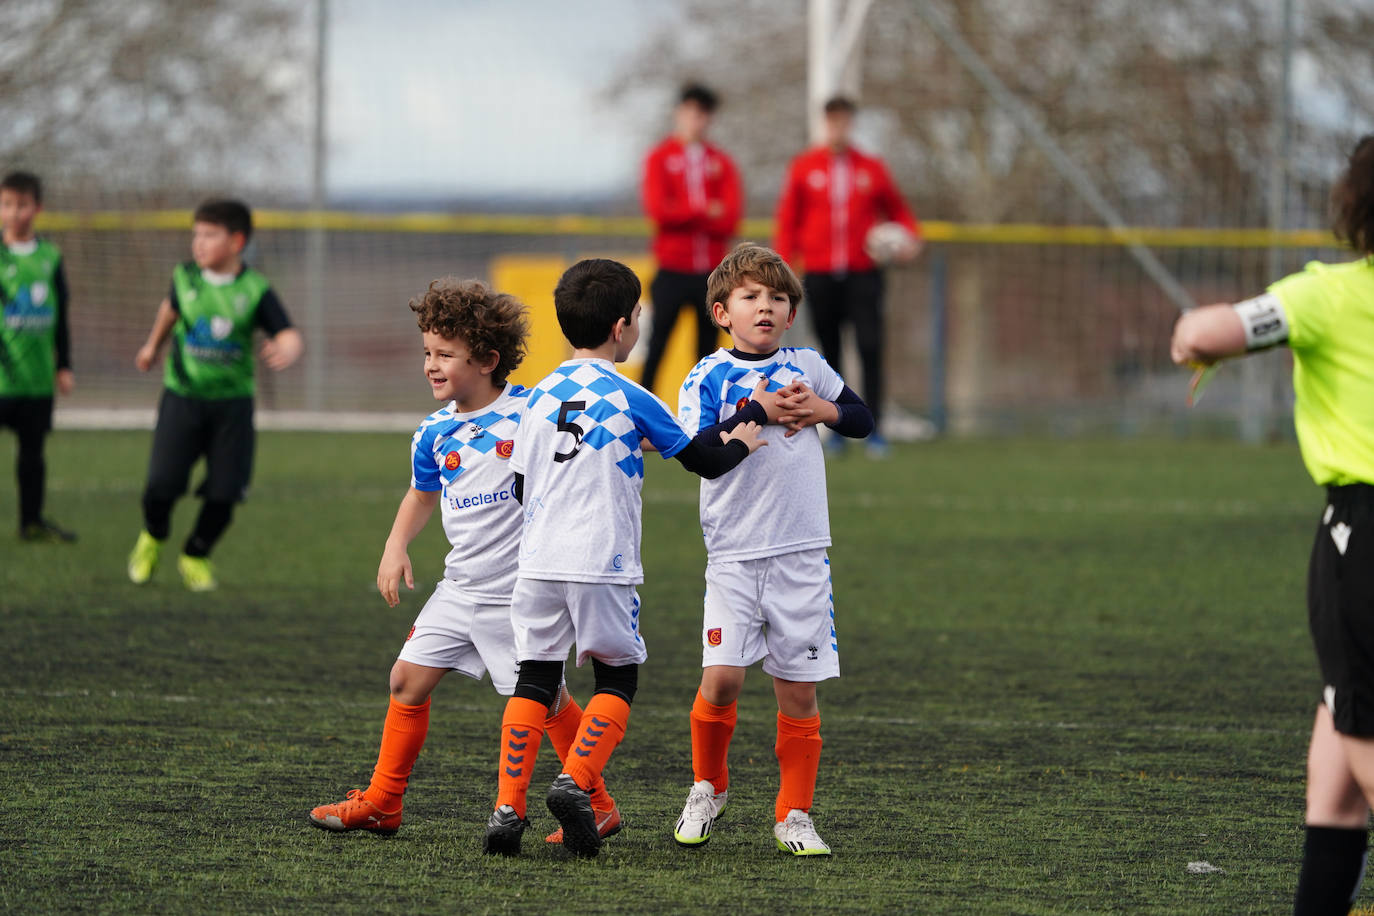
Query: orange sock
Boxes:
[
  {"xmin": 364, "ymin": 695, "xmax": 431, "ymax": 812},
  {"xmin": 690, "ymin": 689, "xmax": 737, "ymax": 792},
  {"xmin": 774, "ymin": 712, "xmax": 822, "ymax": 823},
  {"xmin": 545, "ymin": 692, "xmax": 615, "ymax": 811},
  {"xmin": 496, "ymin": 696, "xmax": 549, "ymax": 818},
  {"xmin": 561, "ymin": 693, "xmax": 630, "ymax": 792}
]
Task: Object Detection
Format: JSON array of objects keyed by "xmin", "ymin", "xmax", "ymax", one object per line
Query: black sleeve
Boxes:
[
  {"xmin": 513, "ymin": 473, "xmax": 524, "ymax": 504},
  {"xmin": 168, "ymin": 277, "xmax": 180, "ymax": 314},
  {"xmin": 254, "ymin": 288, "xmax": 292, "ymax": 336},
  {"xmin": 53, "ymin": 259, "xmax": 71, "ymax": 371},
  {"xmin": 827, "ymin": 385, "xmax": 875, "ymax": 439},
  {"xmin": 673, "ymin": 437, "xmax": 749, "ymax": 480}
]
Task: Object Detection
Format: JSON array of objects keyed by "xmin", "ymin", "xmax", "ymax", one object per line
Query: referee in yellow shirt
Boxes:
[{"xmin": 1173, "ymin": 134, "xmax": 1374, "ymax": 916}]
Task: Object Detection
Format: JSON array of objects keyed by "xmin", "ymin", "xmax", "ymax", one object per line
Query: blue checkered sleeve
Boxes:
[
  {"xmin": 623, "ymin": 382, "xmax": 690, "ymax": 458},
  {"xmin": 410, "ymin": 423, "xmax": 442, "ymax": 492}
]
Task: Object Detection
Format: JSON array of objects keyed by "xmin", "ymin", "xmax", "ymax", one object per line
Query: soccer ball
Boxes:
[{"xmin": 864, "ymin": 221, "xmax": 917, "ymax": 265}]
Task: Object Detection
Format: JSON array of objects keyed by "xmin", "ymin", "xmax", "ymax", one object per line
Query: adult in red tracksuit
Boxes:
[
  {"xmin": 774, "ymin": 96, "xmax": 921, "ymax": 452},
  {"xmin": 640, "ymin": 84, "xmax": 742, "ymax": 394}
]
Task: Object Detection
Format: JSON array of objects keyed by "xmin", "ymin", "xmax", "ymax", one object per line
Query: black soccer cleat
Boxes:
[
  {"xmin": 483, "ymin": 805, "xmax": 529, "ymax": 856},
  {"xmin": 546, "ymin": 774, "xmax": 601, "ymax": 858},
  {"xmin": 19, "ymin": 519, "xmax": 77, "ymax": 543}
]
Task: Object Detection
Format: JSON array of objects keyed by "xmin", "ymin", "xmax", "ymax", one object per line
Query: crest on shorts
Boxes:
[
  {"xmin": 707, "ymin": 627, "xmax": 722, "ymax": 646},
  {"xmin": 444, "ymin": 451, "xmax": 461, "ymax": 471},
  {"xmin": 495, "ymin": 439, "xmax": 515, "ymax": 459}
]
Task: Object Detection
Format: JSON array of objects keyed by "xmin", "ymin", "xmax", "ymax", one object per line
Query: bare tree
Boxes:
[
  {"xmin": 0, "ymin": 0, "xmax": 310, "ymax": 204},
  {"xmin": 613, "ymin": 0, "xmax": 1374, "ymax": 225}
]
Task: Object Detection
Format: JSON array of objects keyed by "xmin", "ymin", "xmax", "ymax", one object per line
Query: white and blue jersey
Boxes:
[
  {"xmin": 679, "ymin": 347, "xmax": 845, "ymax": 562},
  {"xmin": 512, "ymin": 357, "xmax": 690, "ymax": 584},
  {"xmin": 410, "ymin": 383, "xmax": 529, "ymax": 603}
]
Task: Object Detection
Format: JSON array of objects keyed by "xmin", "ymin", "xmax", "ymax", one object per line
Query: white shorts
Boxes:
[
  {"xmin": 701, "ymin": 548, "xmax": 839, "ymax": 682},
  {"xmin": 511, "ymin": 577, "xmax": 647, "ymax": 668},
  {"xmin": 395, "ymin": 578, "xmax": 520, "ymax": 696}
]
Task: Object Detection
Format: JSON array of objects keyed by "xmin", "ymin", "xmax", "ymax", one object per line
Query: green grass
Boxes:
[{"xmin": 0, "ymin": 431, "xmax": 1327, "ymax": 913}]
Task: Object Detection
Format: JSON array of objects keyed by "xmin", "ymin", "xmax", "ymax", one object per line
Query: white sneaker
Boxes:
[
  {"xmin": 673, "ymin": 779, "xmax": 727, "ymax": 846},
  {"xmin": 773, "ymin": 809, "xmax": 831, "ymax": 856}
]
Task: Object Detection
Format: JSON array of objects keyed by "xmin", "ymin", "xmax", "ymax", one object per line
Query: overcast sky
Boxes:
[{"xmin": 326, "ymin": 0, "xmax": 669, "ymax": 197}]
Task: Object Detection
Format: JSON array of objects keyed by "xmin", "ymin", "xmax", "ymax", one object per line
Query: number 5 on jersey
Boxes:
[{"xmin": 554, "ymin": 400, "xmax": 586, "ymax": 463}]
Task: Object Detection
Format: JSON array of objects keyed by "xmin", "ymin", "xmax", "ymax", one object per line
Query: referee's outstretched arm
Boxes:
[{"xmin": 1170, "ymin": 305, "xmax": 1248, "ymax": 366}]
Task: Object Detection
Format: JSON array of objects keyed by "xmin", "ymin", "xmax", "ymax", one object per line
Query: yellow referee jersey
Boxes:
[{"xmin": 1270, "ymin": 258, "xmax": 1374, "ymax": 486}]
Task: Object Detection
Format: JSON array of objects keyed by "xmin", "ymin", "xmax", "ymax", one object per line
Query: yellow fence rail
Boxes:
[{"xmin": 38, "ymin": 210, "xmax": 1343, "ymax": 249}]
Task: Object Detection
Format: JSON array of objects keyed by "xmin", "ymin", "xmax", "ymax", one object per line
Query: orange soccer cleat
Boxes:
[
  {"xmin": 308, "ymin": 789, "xmax": 402, "ymax": 835},
  {"xmin": 545, "ymin": 801, "xmax": 622, "ymax": 845}
]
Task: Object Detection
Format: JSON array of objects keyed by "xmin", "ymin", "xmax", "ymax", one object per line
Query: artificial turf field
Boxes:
[{"xmin": 0, "ymin": 431, "xmax": 1348, "ymax": 913}]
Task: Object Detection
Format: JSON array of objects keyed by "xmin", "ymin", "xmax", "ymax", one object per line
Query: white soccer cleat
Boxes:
[
  {"xmin": 673, "ymin": 779, "xmax": 727, "ymax": 847},
  {"xmin": 773, "ymin": 809, "xmax": 831, "ymax": 856}
]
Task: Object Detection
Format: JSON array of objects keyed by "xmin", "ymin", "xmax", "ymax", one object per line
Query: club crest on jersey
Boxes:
[
  {"xmin": 495, "ymin": 439, "xmax": 514, "ymax": 459},
  {"xmin": 735, "ymin": 396, "xmax": 749, "ymax": 411},
  {"xmin": 406, "ymin": 625, "xmax": 416, "ymax": 641},
  {"xmin": 444, "ymin": 451, "xmax": 461, "ymax": 471},
  {"xmin": 707, "ymin": 627, "xmax": 722, "ymax": 646}
]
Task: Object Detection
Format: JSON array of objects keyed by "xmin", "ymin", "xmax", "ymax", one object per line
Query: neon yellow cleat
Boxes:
[
  {"xmin": 177, "ymin": 554, "xmax": 217, "ymax": 592},
  {"xmin": 127, "ymin": 531, "xmax": 164, "ymax": 584}
]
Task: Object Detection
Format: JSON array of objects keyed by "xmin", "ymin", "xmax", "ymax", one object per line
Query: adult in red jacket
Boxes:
[
  {"xmin": 640, "ymin": 84, "xmax": 742, "ymax": 394},
  {"xmin": 774, "ymin": 96, "xmax": 921, "ymax": 455}
]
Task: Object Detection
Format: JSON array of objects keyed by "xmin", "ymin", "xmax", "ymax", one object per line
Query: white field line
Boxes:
[{"xmin": 0, "ymin": 687, "xmax": 1298, "ymax": 736}]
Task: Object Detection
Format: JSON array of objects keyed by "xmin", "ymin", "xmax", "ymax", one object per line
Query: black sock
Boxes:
[
  {"xmin": 142, "ymin": 495, "xmax": 174, "ymax": 540},
  {"xmin": 184, "ymin": 500, "xmax": 234, "ymax": 558},
  {"xmin": 16, "ymin": 449, "xmax": 44, "ymax": 528},
  {"xmin": 1294, "ymin": 825, "xmax": 1368, "ymax": 915}
]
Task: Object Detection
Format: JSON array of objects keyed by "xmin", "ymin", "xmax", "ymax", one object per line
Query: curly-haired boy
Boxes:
[{"xmin": 309, "ymin": 278, "xmax": 618, "ymax": 843}]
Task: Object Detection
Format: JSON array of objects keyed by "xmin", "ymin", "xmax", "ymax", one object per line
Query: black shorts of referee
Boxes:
[{"xmin": 1309, "ymin": 482, "xmax": 1374, "ymax": 735}]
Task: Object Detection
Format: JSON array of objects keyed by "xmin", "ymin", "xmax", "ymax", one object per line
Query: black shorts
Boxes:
[
  {"xmin": 144, "ymin": 390, "xmax": 255, "ymax": 504},
  {"xmin": 1308, "ymin": 483, "xmax": 1374, "ymax": 735},
  {"xmin": 0, "ymin": 396, "xmax": 53, "ymax": 438}
]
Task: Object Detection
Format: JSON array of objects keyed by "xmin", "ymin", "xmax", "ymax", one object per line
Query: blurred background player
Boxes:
[
  {"xmin": 483, "ymin": 258, "xmax": 764, "ymax": 858},
  {"xmin": 773, "ymin": 96, "xmax": 921, "ymax": 458},
  {"xmin": 1171, "ymin": 135, "xmax": 1374, "ymax": 916},
  {"xmin": 674, "ymin": 243, "xmax": 873, "ymax": 856},
  {"xmin": 639, "ymin": 83, "xmax": 742, "ymax": 396},
  {"xmin": 309, "ymin": 278, "xmax": 617, "ymax": 842},
  {"xmin": 127, "ymin": 199, "xmax": 303, "ymax": 590},
  {"xmin": 0, "ymin": 170, "xmax": 76, "ymax": 543}
]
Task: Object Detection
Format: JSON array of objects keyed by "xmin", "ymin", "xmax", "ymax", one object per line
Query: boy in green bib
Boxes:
[
  {"xmin": 128, "ymin": 199, "xmax": 302, "ymax": 590},
  {"xmin": 0, "ymin": 171, "xmax": 76, "ymax": 542}
]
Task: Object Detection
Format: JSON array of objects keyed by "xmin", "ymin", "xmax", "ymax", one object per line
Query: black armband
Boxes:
[{"xmin": 513, "ymin": 472, "xmax": 524, "ymax": 504}]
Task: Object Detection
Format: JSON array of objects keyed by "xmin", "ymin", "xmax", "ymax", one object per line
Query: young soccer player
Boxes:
[
  {"xmin": 127, "ymin": 199, "xmax": 303, "ymax": 590},
  {"xmin": 309, "ymin": 278, "xmax": 618, "ymax": 841},
  {"xmin": 672, "ymin": 243, "xmax": 875, "ymax": 856},
  {"xmin": 1172, "ymin": 135, "xmax": 1374, "ymax": 916},
  {"xmin": 482, "ymin": 258, "xmax": 765, "ymax": 858},
  {"xmin": 0, "ymin": 170, "xmax": 77, "ymax": 542}
]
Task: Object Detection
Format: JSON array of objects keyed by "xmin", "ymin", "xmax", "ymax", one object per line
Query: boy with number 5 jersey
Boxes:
[
  {"xmin": 482, "ymin": 258, "xmax": 765, "ymax": 858},
  {"xmin": 309, "ymin": 278, "xmax": 617, "ymax": 842},
  {"xmin": 673, "ymin": 243, "xmax": 874, "ymax": 856}
]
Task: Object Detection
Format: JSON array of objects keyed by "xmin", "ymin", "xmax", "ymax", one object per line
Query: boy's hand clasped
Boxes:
[{"xmin": 772, "ymin": 381, "xmax": 839, "ymax": 438}]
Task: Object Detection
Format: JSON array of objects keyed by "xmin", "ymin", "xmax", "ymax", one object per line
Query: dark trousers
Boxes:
[
  {"xmin": 804, "ymin": 269, "xmax": 885, "ymax": 426},
  {"xmin": 641, "ymin": 269, "xmax": 717, "ymax": 393},
  {"xmin": 142, "ymin": 391, "xmax": 254, "ymax": 556},
  {"xmin": 0, "ymin": 396, "xmax": 53, "ymax": 528}
]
